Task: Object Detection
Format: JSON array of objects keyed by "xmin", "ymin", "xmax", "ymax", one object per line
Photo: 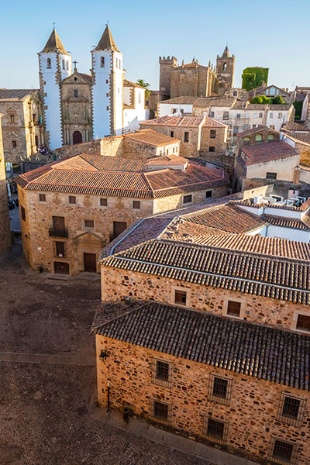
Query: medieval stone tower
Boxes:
[
  {"xmin": 159, "ymin": 56, "xmax": 178, "ymax": 98},
  {"xmin": 91, "ymin": 26, "xmax": 123, "ymax": 138},
  {"xmin": 0, "ymin": 113, "xmax": 11, "ymax": 254},
  {"xmin": 38, "ymin": 28, "xmax": 72, "ymax": 150},
  {"xmin": 216, "ymin": 46, "xmax": 235, "ymax": 91}
]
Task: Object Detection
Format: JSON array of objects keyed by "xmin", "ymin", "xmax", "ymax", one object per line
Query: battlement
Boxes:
[{"xmin": 159, "ymin": 56, "xmax": 178, "ymax": 66}]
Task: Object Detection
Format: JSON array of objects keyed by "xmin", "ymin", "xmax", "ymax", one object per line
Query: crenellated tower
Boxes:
[
  {"xmin": 38, "ymin": 28, "xmax": 72, "ymax": 149},
  {"xmin": 91, "ymin": 25, "xmax": 123, "ymax": 137},
  {"xmin": 159, "ymin": 56, "xmax": 178, "ymax": 98}
]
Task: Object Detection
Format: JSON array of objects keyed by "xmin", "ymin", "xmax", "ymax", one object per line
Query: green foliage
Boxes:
[
  {"xmin": 271, "ymin": 95, "xmax": 285, "ymax": 104},
  {"xmin": 242, "ymin": 67, "xmax": 269, "ymax": 91},
  {"xmin": 293, "ymin": 101, "xmax": 303, "ymax": 120},
  {"xmin": 250, "ymin": 95, "xmax": 270, "ymax": 104},
  {"xmin": 136, "ymin": 79, "xmax": 151, "ymax": 100}
]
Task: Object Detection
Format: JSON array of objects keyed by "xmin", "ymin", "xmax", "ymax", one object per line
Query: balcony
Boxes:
[{"xmin": 49, "ymin": 227, "xmax": 68, "ymax": 238}]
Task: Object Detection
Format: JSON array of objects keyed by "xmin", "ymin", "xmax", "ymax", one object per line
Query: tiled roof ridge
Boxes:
[{"xmin": 91, "ymin": 300, "xmax": 148, "ymax": 331}]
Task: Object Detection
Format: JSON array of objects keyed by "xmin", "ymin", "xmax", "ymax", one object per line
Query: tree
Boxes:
[
  {"xmin": 136, "ymin": 79, "xmax": 151, "ymax": 101},
  {"xmin": 271, "ymin": 96, "xmax": 285, "ymax": 104},
  {"xmin": 250, "ymin": 95, "xmax": 270, "ymax": 104}
]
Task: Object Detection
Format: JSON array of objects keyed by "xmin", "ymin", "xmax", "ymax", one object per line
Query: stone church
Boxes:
[
  {"xmin": 159, "ymin": 46, "xmax": 235, "ymax": 99},
  {"xmin": 39, "ymin": 26, "xmax": 148, "ymax": 150}
]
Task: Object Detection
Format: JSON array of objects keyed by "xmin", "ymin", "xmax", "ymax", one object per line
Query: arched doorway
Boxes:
[{"xmin": 73, "ymin": 131, "xmax": 82, "ymax": 144}]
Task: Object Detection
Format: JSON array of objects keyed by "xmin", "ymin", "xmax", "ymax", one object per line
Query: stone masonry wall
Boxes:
[
  {"xmin": 55, "ymin": 139, "xmax": 101, "ymax": 159},
  {"xmin": 200, "ymin": 126, "xmax": 227, "ymax": 154},
  {"xmin": 0, "ymin": 115, "xmax": 11, "ymax": 254},
  {"xmin": 96, "ymin": 335, "xmax": 310, "ymax": 464},
  {"xmin": 100, "ymin": 136, "xmax": 123, "ymax": 157},
  {"xmin": 100, "ymin": 267, "xmax": 309, "ymax": 332}
]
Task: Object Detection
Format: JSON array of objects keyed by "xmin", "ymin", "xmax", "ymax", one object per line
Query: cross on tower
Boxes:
[{"xmin": 73, "ymin": 60, "xmax": 78, "ymax": 71}]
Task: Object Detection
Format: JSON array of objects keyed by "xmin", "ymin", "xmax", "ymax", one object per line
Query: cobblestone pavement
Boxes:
[{"xmin": 0, "ymin": 240, "xmax": 211, "ymax": 465}]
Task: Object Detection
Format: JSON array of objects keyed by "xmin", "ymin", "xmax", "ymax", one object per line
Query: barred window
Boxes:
[
  {"xmin": 100, "ymin": 198, "xmax": 108, "ymax": 207},
  {"xmin": 208, "ymin": 374, "xmax": 232, "ymax": 405},
  {"xmin": 153, "ymin": 400, "xmax": 169, "ymax": 421},
  {"xmin": 84, "ymin": 220, "xmax": 94, "ymax": 228},
  {"xmin": 270, "ymin": 438, "xmax": 297, "ymax": 464},
  {"xmin": 152, "ymin": 359, "xmax": 171, "ymax": 387},
  {"xmin": 183, "ymin": 194, "xmax": 192, "ymax": 204},
  {"xmin": 204, "ymin": 417, "xmax": 227, "ymax": 443},
  {"xmin": 39, "ymin": 193, "xmax": 46, "ymax": 202},
  {"xmin": 133, "ymin": 200, "xmax": 141, "ymax": 209},
  {"xmin": 278, "ymin": 393, "xmax": 306, "ymax": 427},
  {"xmin": 69, "ymin": 196, "xmax": 76, "ymax": 204}
]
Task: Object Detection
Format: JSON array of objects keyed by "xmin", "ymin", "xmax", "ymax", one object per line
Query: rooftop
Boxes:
[
  {"xmin": 92, "ymin": 300, "xmax": 310, "ymax": 391},
  {"xmin": 124, "ymin": 129, "xmax": 180, "ymax": 147},
  {"xmin": 241, "ymin": 140, "xmax": 298, "ymax": 165}
]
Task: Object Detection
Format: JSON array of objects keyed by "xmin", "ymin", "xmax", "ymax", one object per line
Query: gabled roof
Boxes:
[
  {"xmin": 62, "ymin": 72, "xmax": 92, "ymax": 85},
  {"xmin": 124, "ymin": 129, "xmax": 179, "ymax": 146},
  {"xmin": 241, "ymin": 140, "xmax": 298, "ymax": 165},
  {"xmin": 0, "ymin": 89, "xmax": 39, "ymax": 101},
  {"xmin": 41, "ymin": 28, "xmax": 68, "ymax": 54},
  {"xmin": 140, "ymin": 115, "xmax": 204, "ymax": 128},
  {"xmin": 92, "ymin": 300, "xmax": 310, "ymax": 391},
  {"xmin": 93, "ymin": 25, "xmax": 119, "ymax": 52},
  {"xmin": 16, "ymin": 153, "xmax": 228, "ymax": 200}
]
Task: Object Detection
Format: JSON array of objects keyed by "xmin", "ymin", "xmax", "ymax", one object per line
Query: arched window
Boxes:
[
  {"xmin": 47, "ymin": 58, "xmax": 51, "ymax": 69},
  {"xmin": 255, "ymin": 134, "xmax": 263, "ymax": 143},
  {"xmin": 223, "ymin": 63, "xmax": 227, "ymax": 71},
  {"xmin": 243, "ymin": 136, "xmax": 251, "ymax": 144},
  {"xmin": 267, "ymin": 134, "xmax": 274, "ymax": 141},
  {"xmin": 62, "ymin": 59, "xmax": 65, "ymax": 70},
  {"xmin": 66, "ymin": 61, "xmax": 69, "ymax": 70},
  {"xmin": 100, "ymin": 57, "xmax": 105, "ymax": 68}
]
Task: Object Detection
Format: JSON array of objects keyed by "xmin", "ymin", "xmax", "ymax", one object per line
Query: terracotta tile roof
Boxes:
[
  {"xmin": 92, "ymin": 301, "xmax": 310, "ymax": 391},
  {"xmin": 146, "ymin": 155, "xmax": 188, "ymax": 169},
  {"xmin": 232, "ymin": 199, "xmax": 307, "ymax": 213},
  {"xmin": 101, "ymin": 238, "xmax": 310, "ymax": 304},
  {"xmin": 16, "ymin": 154, "xmax": 228, "ymax": 200},
  {"xmin": 124, "ymin": 129, "xmax": 179, "ymax": 146},
  {"xmin": 202, "ymin": 116, "xmax": 227, "ymax": 128},
  {"xmin": 182, "ymin": 203, "xmax": 266, "ymax": 234},
  {"xmin": 0, "ymin": 89, "xmax": 39, "ymax": 100},
  {"xmin": 236, "ymin": 126, "xmax": 270, "ymax": 138},
  {"xmin": 123, "ymin": 79, "xmax": 143, "ymax": 88},
  {"xmin": 159, "ymin": 96, "xmax": 197, "ymax": 105},
  {"xmin": 93, "ymin": 25, "xmax": 119, "ymax": 52},
  {"xmin": 41, "ymin": 28, "xmax": 67, "ymax": 54},
  {"xmin": 263, "ymin": 214, "xmax": 310, "ymax": 231},
  {"xmin": 140, "ymin": 115, "xmax": 204, "ymax": 128},
  {"xmin": 241, "ymin": 141, "xmax": 298, "ymax": 165},
  {"xmin": 282, "ymin": 122, "xmax": 309, "ymax": 132},
  {"xmin": 194, "ymin": 97, "xmax": 236, "ymax": 108}
]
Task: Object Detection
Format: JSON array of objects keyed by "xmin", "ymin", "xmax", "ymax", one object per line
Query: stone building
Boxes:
[
  {"xmin": 39, "ymin": 26, "xmax": 149, "ymax": 150},
  {"xmin": 0, "ymin": 114, "xmax": 11, "ymax": 254},
  {"xmin": 0, "ymin": 89, "xmax": 44, "ymax": 164},
  {"xmin": 93, "ymin": 202, "xmax": 310, "ymax": 465},
  {"xmin": 16, "ymin": 154, "xmax": 229, "ymax": 275},
  {"xmin": 158, "ymin": 47, "xmax": 235, "ymax": 100},
  {"xmin": 140, "ymin": 115, "xmax": 227, "ymax": 158}
]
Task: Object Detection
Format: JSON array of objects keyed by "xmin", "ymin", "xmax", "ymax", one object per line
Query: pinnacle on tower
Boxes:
[
  {"xmin": 93, "ymin": 25, "xmax": 119, "ymax": 52},
  {"xmin": 41, "ymin": 28, "xmax": 68, "ymax": 54},
  {"xmin": 222, "ymin": 46, "xmax": 231, "ymax": 58}
]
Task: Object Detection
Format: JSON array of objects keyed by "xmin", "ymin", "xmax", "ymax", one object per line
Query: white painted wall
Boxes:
[
  {"xmin": 266, "ymin": 225, "xmax": 310, "ymax": 242},
  {"xmin": 158, "ymin": 103, "xmax": 193, "ymax": 117},
  {"xmin": 246, "ymin": 155, "xmax": 300, "ymax": 182}
]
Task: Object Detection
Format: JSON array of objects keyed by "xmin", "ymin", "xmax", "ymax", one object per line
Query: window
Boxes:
[
  {"xmin": 255, "ymin": 134, "xmax": 262, "ymax": 142},
  {"xmin": 278, "ymin": 393, "xmax": 306, "ymax": 427},
  {"xmin": 153, "ymin": 401, "xmax": 169, "ymax": 421},
  {"xmin": 174, "ymin": 289, "xmax": 187, "ymax": 306},
  {"xmin": 184, "ymin": 132, "xmax": 189, "ymax": 143},
  {"xmin": 152, "ymin": 359, "xmax": 171, "ymax": 387},
  {"xmin": 227, "ymin": 300, "xmax": 241, "ymax": 317},
  {"xmin": 296, "ymin": 314, "xmax": 310, "ymax": 332},
  {"xmin": 170, "ymin": 131, "xmax": 174, "ymax": 137},
  {"xmin": 270, "ymin": 438, "xmax": 296, "ymax": 464},
  {"xmin": 210, "ymin": 129, "xmax": 216, "ymax": 139},
  {"xmin": 259, "ymin": 112, "xmax": 263, "ymax": 118},
  {"xmin": 172, "ymin": 108, "xmax": 177, "ymax": 114},
  {"xmin": 210, "ymin": 111, "xmax": 214, "ymax": 118},
  {"xmin": 183, "ymin": 194, "xmax": 192, "ymax": 204},
  {"xmin": 69, "ymin": 195, "xmax": 76, "ymax": 204},
  {"xmin": 278, "ymin": 112, "xmax": 283, "ymax": 119},
  {"xmin": 223, "ymin": 62, "xmax": 227, "ymax": 71},
  {"xmin": 266, "ymin": 172, "xmax": 277, "ymax": 180},
  {"xmin": 84, "ymin": 220, "xmax": 94, "ymax": 228},
  {"xmin": 100, "ymin": 198, "xmax": 108, "ymax": 207},
  {"xmin": 133, "ymin": 200, "xmax": 141, "ymax": 209},
  {"xmin": 12, "ymin": 140, "xmax": 17, "ymax": 148},
  {"xmin": 100, "ymin": 57, "xmax": 105, "ymax": 67},
  {"xmin": 236, "ymin": 113, "xmax": 241, "ymax": 119},
  {"xmin": 270, "ymin": 112, "xmax": 274, "ymax": 118},
  {"xmin": 39, "ymin": 193, "xmax": 46, "ymax": 202},
  {"xmin": 268, "ymin": 134, "xmax": 275, "ymax": 141},
  {"xmin": 205, "ymin": 190, "xmax": 212, "ymax": 198},
  {"xmin": 208, "ymin": 374, "xmax": 232, "ymax": 405},
  {"xmin": 55, "ymin": 241, "xmax": 65, "ymax": 257},
  {"xmin": 10, "ymin": 114, "xmax": 15, "ymax": 123},
  {"xmin": 209, "ymin": 146, "xmax": 215, "ymax": 152},
  {"xmin": 62, "ymin": 59, "xmax": 65, "ymax": 70},
  {"xmin": 223, "ymin": 111, "xmax": 229, "ymax": 120},
  {"xmin": 73, "ymin": 89, "xmax": 78, "ymax": 97},
  {"xmin": 21, "ymin": 206, "xmax": 26, "ymax": 221},
  {"xmin": 47, "ymin": 58, "xmax": 51, "ymax": 69},
  {"xmin": 205, "ymin": 418, "xmax": 226, "ymax": 443}
]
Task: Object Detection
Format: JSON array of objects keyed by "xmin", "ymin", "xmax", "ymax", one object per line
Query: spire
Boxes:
[
  {"xmin": 41, "ymin": 28, "xmax": 68, "ymax": 54},
  {"xmin": 222, "ymin": 45, "xmax": 231, "ymax": 58},
  {"xmin": 94, "ymin": 25, "xmax": 119, "ymax": 52}
]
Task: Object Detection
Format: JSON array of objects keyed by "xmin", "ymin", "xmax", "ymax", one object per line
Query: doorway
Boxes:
[
  {"xmin": 73, "ymin": 131, "xmax": 82, "ymax": 144},
  {"xmin": 54, "ymin": 261, "xmax": 70, "ymax": 274},
  {"xmin": 83, "ymin": 253, "xmax": 97, "ymax": 272}
]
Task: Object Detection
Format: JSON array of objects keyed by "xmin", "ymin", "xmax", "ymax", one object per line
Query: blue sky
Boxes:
[{"xmin": 1, "ymin": 0, "xmax": 309, "ymax": 91}]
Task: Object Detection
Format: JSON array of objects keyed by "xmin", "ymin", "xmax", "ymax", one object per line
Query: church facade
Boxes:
[{"xmin": 38, "ymin": 26, "xmax": 148, "ymax": 150}]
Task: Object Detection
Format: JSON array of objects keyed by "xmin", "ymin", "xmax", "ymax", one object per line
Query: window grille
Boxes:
[
  {"xmin": 153, "ymin": 400, "xmax": 169, "ymax": 422},
  {"xmin": 208, "ymin": 374, "xmax": 232, "ymax": 406},
  {"xmin": 269, "ymin": 437, "xmax": 297, "ymax": 464},
  {"xmin": 152, "ymin": 359, "xmax": 171, "ymax": 387},
  {"xmin": 204, "ymin": 417, "xmax": 227, "ymax": 443},
  {"xmin": 278, "ymin": 393, "xmax": 306, "ymax": 427}
]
